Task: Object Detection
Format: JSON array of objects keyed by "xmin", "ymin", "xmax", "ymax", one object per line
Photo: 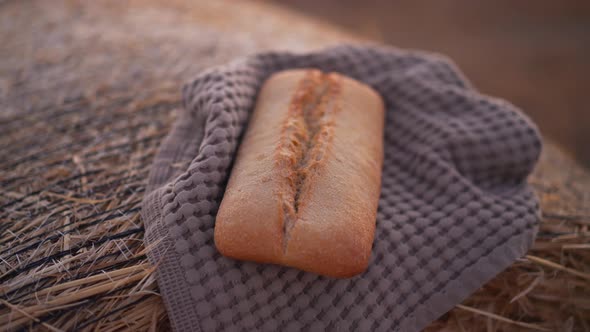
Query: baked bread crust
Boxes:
[{"xmin": 214, "ymin": 69, "xmax": 384, "ymax": 278}]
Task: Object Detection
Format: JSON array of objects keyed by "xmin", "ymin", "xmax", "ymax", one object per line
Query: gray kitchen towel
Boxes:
[{"xmin": 141, "ymin": 44, "xmax": 542, "ymax": 332}]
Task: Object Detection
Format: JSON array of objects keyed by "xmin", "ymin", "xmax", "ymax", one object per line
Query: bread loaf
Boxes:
[{"xmin": 214, "ymin": 69, "xmax": 384, "ymax": 278}]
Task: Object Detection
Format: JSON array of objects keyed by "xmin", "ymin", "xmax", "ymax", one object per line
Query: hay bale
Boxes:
[{"xmin": 0, "ymin": 0, "xmax": 588, "ymax": 330}]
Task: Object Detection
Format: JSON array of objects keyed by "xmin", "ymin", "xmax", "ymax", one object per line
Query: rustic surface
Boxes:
[{"xmin": 0, "ymin": 0, "xmax": 588, "ymax": 331}]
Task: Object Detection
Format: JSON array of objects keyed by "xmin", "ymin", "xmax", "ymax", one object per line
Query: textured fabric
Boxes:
[{"xmin": 141, "ymin": 44, "xmax": 542, "ymax": 332}]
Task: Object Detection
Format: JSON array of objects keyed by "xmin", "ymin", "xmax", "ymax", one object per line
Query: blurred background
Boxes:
[{"xmin": 269, "ymin": 0, "xmax": 590, "ymax": 167}]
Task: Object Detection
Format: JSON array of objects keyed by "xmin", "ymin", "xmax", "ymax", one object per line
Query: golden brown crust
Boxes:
[{"xmin": 215, "ymin": 69, "xmax": 384, "ymax": 278}]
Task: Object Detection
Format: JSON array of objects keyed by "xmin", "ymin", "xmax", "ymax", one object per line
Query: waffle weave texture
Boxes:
[{"xmin": 141, "ymin": 44, "xmax": 542, "ymax": 332}]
